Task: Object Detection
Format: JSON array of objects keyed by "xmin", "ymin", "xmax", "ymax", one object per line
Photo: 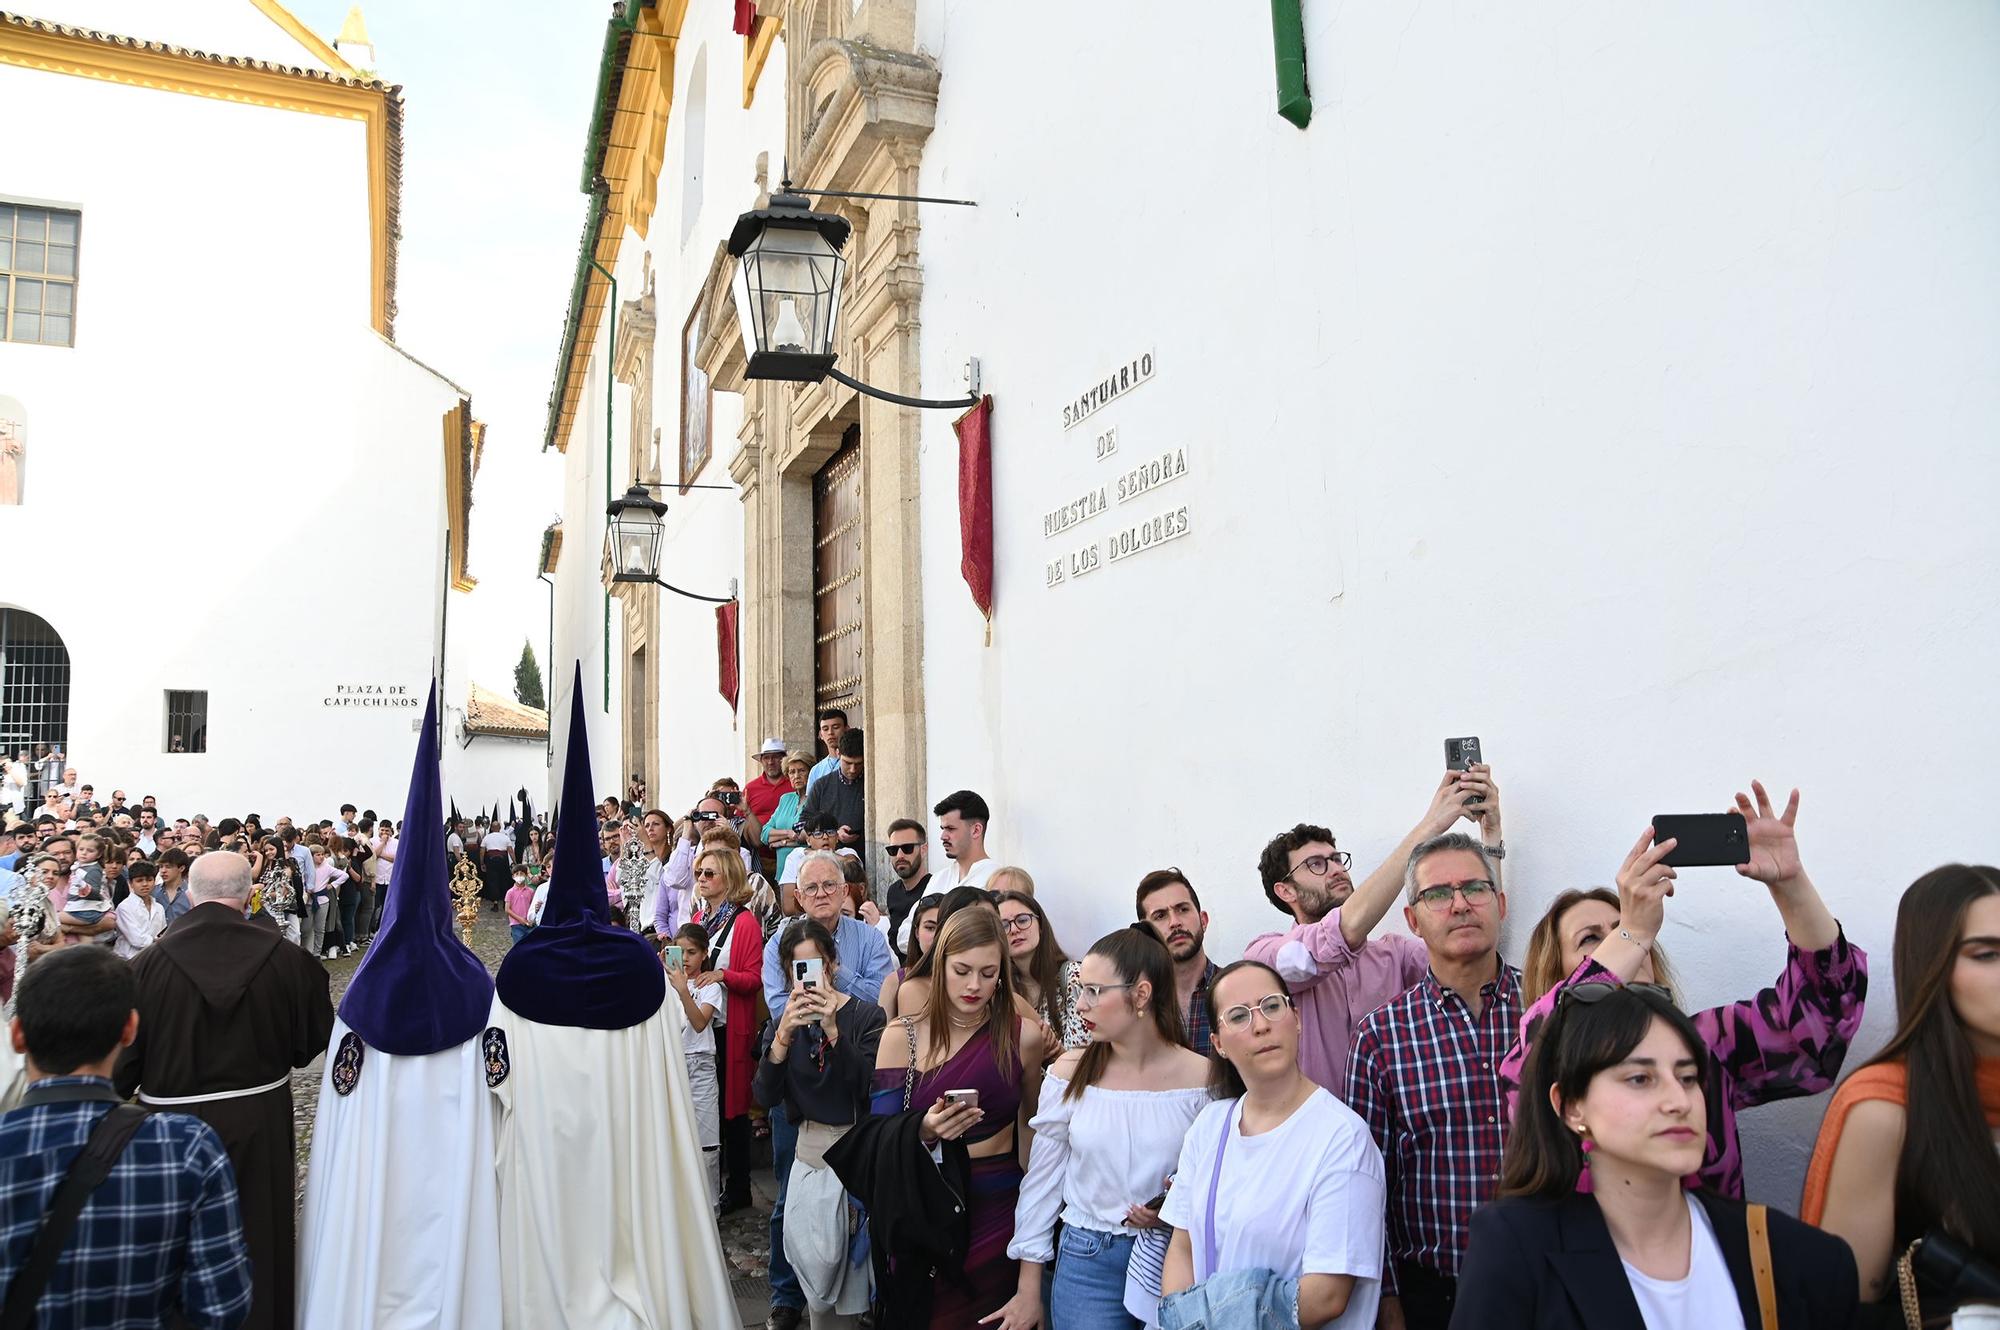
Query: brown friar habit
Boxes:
[{"xmin": 113, "ymin": 901, "xmax": 335, "ymax": 1330}]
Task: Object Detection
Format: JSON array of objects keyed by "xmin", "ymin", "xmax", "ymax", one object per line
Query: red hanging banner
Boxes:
[
  {"xmin": 716, "ymin": 601, "xmax": 740, "ymax": 713},
  {"xmin": 954, "ymin": 395, "xmax": 995, "ymax": 631},
  {"xmin": 732, "ymin": 1, "xmax": 757, "ymax": 36}
]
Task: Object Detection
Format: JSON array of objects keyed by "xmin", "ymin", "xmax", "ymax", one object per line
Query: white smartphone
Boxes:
[{"xmin": 794, "ymin": 957, "xmax": 824, "ymax": 989}]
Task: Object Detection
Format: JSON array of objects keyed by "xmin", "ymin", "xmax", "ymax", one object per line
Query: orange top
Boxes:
[{"xmin": 1801, "ymin": 1057, "xmax": 2000, "ymax": 1225}]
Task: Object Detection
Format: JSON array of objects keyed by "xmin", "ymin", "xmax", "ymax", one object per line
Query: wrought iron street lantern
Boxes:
[
  {"xmin": 727, "ymin": 191, "xmax": 850, "ymax": 383},
  {"xmin": 604, "ymin": 483, "xmax": 668, "ymax": 584},
  {"xmin": 604, "ymin": 482, "xmax": 737, "ymax": 604},
  {"xmin": 726, "ymin": 182, "xmax": 982, "ymax": 409}
]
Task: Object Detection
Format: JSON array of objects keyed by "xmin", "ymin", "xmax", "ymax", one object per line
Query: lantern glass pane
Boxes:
[{"xmin": 739, "ymin": 225, "xmax": 845, "ymax": 359}]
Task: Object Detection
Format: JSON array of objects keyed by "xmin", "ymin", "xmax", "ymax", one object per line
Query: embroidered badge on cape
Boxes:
[
  {"xmin": 331, "ymin": 1033, "xmax": 364, "ymax": 1096},
  {"xmin": 483, "ymin": 1027, "xmax": 510, "ymax": 1087}
]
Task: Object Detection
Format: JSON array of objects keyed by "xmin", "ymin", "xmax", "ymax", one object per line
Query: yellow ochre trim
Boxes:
[
  {"xmin": 0, "ymin": 18, "xmax": 393, "ymax": 335},
  {"xmin": 247, "ymin": 0, "xmax": 362, "ymax": 79},
  {"xmin": 743, "ymin": 14, "xmax": 779, "ymax": 108},
  {"xmin": 443, "ymin": 401, "xmax": 478, "ymax": 593}
]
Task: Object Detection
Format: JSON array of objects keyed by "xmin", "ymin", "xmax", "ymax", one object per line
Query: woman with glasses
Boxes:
[
  {"xmin": 1501, "ymin": 784, "xmax": 1865, "ymax": 1199},
  {"xmin": 757, "ymin": 918, "xmax": 887, "ymax": 1327},
  {"xmin": 688, "ymin": 844, "xmax": 764, "ymax": 1213},
  {"xmin": 1159, "ymin": 960, "xmax": 1385, "ymax": 1330},
  {"xmin": 997, "ymin": 886, "xmax": 1088, "ymax": 1052},
  {"xmin": 1455, "ymin": 984, "xmax": 1858, "ymax": 1330},
  {"xmin": 761, "ymin": 751, "xmax": 815, "ymax": 882},
  {"xmin": 997, "ymin": 926, "xmax": 1210, "ymax": 1330},
  {"xmin": 887, "ymin": 886, "xmax": 1040, "ymax": 1023}
]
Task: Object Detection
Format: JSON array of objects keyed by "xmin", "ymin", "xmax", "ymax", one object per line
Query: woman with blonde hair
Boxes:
[
  {"xmin": 689, "ymin": 843, "xmax": 763, "ymax": 1213},
  {"xmin": 837, "ymin": 907, "xmax": 1045, "ymax": 1328}
]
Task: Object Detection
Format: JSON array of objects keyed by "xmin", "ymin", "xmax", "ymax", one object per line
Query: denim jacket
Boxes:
[{"xmin": 1158, "ymin": 1267, "xmax": 1301, "ymax": 1330}]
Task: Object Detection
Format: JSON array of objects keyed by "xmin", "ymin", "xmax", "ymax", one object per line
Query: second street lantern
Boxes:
[{"xmin": 726, "ymin": 191, "xmax": 851, "ymax": 382}]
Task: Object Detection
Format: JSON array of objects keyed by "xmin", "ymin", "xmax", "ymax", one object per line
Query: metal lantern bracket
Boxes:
[
  {"xmin": 605, "ymin": 482, "xmax": 739, "ymax": 604},
  {"xmin": 730, "ymin": 183, "xmax": 984, "ymax": 410}
]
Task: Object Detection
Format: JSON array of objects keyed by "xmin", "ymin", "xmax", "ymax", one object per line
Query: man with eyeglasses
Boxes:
[
  {"xmin": 759, "ymin": 851, "xmax": 893, "ymax": 1330},
  {"xmin": 1345, "ymin": 829, "xmax": 1519, "ymax": 1330},
  {"xmin": 881, "ymin": 817, "xmax": 931, "ymax": 959},
  {"xmin": 1245, "ymin": 766, "xmax": 1501, "ymax": 1100}
]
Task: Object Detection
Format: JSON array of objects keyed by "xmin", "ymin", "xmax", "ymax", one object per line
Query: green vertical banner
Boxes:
[{"xmin": 1270, "ymin": 0, "xmax": 1312, "ymax": 129}]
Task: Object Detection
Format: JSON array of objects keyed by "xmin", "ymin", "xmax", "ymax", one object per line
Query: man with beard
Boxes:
[
  {"xmin": 1134, "ymin": 868, "xmax": 1221, "ymax": 1055},
  {"xmin": 882, "ymin": 817, "xmax": 931, "ymax": 958},
  {"xmin": 1243, "ymin": 764, "xmax": 1502, "ymax": 1097}
]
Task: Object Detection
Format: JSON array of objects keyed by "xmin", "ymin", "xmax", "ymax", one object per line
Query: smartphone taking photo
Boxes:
[
  {"xmin": 794, "ymin": 957, "xmax": 824, "ymax": 990},
  {"xmin": 1445, "ymin": 736, "xmax": 1484, "ymax": 806},
  {"xmin": 1651, "ymin": 812, "xmax": 1750, "ymax": 868}
]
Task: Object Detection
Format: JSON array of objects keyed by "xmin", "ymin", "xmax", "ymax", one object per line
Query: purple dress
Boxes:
[
  {"xmin": 1499, "ymin": 932, "xmax": 1867, "ymax": 1197},
  {"xmin": 871, "ymin": 1020, "xmax": 1025, "ymax": 1329}
]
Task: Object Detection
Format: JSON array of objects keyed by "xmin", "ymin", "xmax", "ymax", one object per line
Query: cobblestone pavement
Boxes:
[{"xmin": 291, "ymin": 906, "xmax": 775, "ymax": 1326}]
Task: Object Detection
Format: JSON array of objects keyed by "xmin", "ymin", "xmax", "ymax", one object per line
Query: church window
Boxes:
[
  {"xmin": 164, "ymin": 690, "xmax": 208, "ymax": 754},
  {"xmin": 0, "ymin": 203, "xmax": 79, "ymax": 347}
]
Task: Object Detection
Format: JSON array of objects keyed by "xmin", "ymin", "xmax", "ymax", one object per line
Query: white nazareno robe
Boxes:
[
  {"xmin": 486, "ymin": 995, "xmax": 737, "ymax": 1330},
  {"xmin": 295, "ymin": 1018, "xmax": 502, "ymax": 1329}
]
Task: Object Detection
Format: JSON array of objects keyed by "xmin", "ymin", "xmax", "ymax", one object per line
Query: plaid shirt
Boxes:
[
  {"xmin": 1345, "ymin": 962, "xmax": 1522, "ymax": 1292},
  {"xmin": 1180, "ymin": 958, "xmax": 1221, "ymax": 1057},
  {"xmin": 0, "ymin": 1077, "xmax": 251, "ymax": 1329}
]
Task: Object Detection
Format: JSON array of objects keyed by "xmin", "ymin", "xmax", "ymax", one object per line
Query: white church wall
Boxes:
[
  {"xmin": 0, "ymin": 62, "xmax": 454, "ymax": 821},
  {"xmin": 913, "ymin": 0, "xmax": 2000, "ymax": 1205},
  {"xmin": 548, "ymin": 347, "xmax": 624, "ymax": 809}
]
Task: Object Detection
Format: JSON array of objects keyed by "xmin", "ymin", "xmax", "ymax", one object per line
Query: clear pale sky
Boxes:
[{"xmin": 294, "ymin": 2, "xmax": 605, "ymax": 698}]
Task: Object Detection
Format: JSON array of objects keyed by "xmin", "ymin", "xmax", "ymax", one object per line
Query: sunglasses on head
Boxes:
[{"xmin": 1558, "ymin": 981, "xmax": 1675, "ymax": 1011}]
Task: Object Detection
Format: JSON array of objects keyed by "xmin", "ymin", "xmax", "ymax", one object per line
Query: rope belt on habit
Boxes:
[{"xmin": 137, "ymin": 1073, "xmax": 289, "ymax": 1106}]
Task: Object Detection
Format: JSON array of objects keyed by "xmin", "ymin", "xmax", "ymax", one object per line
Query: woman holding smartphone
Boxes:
[
  {"xmin": 997, "ymin": 926, "xmax": 1211, "ymax": 1330},
  {"xmin": 690, "ymin": 845, "xmax": 765, "ymax": 1214},
  {"xmin": 756, "ymin": 919, "xmax": 886, "ymax": 1327},
  {"xmin": 1502, "ymin": 783, "xmax": 1865, "ymax": 1200},
  {"xmin": 860, "ymin": 908, "xmax": 1045, "ymax": 1328}
]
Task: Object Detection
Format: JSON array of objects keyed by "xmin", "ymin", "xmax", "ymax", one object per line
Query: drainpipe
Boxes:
[
  {"xmin": 589, "ymin": 256, "xmax": 617, "ymax": 715},
  {"xmin": 538, "ymin": 572, "xmax": 557, "ymax": 767}
]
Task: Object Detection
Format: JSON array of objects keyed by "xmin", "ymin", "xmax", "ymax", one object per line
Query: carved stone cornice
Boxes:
[
  {"xmin": 611, "ymin": 294, "xmax": 657, "ymax": 387},
  {"xmin": 793, "ymin": 38, "xmax": 939, "ymax": 191}
]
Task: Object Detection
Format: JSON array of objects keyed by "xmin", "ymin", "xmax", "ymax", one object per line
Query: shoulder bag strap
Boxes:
[
  {"xmin": 901, "ymin": 1017, "xmax": 919, "ymax": 1110},
  {"xmin": 1746, "ymin": 1202, "xmax": 1778, "ymax": 1330},
  {"xmin": 1895, "ymin": 1239, "xmax": 1925, "ymax": 1330},
  {"xmin": 1200, "ymin": 1101, "xmax": 1238, "ymax": 1282},
  {"xmin": 0, "ymin": 1104, "xmax": 149, "ymax": 1330}
]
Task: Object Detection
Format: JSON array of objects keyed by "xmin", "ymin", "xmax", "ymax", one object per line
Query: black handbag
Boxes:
[{"xmin": 1896, "ymin": 1230, "xmax": 2000, "ymax": 1328}]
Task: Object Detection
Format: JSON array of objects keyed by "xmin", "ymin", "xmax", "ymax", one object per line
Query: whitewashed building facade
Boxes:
[
  {"xmin": 543, "ymin": 0, "xmax": 1998, "ymax": 1205},
  {"xmin": 0, "ymin": 1, "xmax": 522, "ymax": 820}
]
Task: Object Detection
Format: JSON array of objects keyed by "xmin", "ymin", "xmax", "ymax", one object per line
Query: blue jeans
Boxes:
[
  {"xmin": 509, "ymin": 924, "xmax": 530, "ymax": 945},
  {"xmin": 768, "ymin": 1101, "xmax": 802, "ymax": 1310},
  {"xmin": 1051, "ymin": 1226, "xmax": 1139, "ymax": 1330}
]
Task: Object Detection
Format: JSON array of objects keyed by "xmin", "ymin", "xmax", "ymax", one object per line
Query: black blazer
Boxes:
[{"xmin": 1450, "ymin": 1190, "xmax": 1859, "ymax": 1330}]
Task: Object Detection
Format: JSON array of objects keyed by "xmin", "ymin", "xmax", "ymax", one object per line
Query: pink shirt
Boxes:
[
  {"xmin": 1244, "ymin": 903, "xmax": 1431, "ymax": 1099},
  {"xmin": 505, "ymin": 884, "xmax": 534, "ymax": 924}
]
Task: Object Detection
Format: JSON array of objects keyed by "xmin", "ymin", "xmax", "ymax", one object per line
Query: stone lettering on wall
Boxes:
[
  {"xmin": 1060, "ymin": 351, "xmax": 1155, "ymax": 431},
  {"xmin": 324, "ymin": 683, "xmax": 422, "ymax": 709}
]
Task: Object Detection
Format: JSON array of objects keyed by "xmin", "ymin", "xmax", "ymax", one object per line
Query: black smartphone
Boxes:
[
  {"xmin": 1144, "ymin": 1189, "xmax": 1168, "ymax": 1211},
  {"xmin": 1444, "ymin": 737, "xmax": 1484, "ymax": 805},
  {"xmin": 1651, "ymin": 813, "xmax": 1750, "ymax": 868}
]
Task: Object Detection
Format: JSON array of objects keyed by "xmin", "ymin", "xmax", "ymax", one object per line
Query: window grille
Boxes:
[
  {"xmin": 165, "ymin": 690, "xmax": 208, "ymax": 754},
  {"xmin": 0, "ymin": 608, "xmax": 69, "ymax": 759}
]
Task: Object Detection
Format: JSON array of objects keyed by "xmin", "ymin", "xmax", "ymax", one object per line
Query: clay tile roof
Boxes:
[
  {"xmin": 465, "ymin": 683, "xmax": 549, "ymax": 740},
  {"xmin": 0, "ymin": 11, "xmax": 404, "ymax": 338}
]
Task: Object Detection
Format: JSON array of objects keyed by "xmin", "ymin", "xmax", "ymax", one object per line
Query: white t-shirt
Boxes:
[
  {"xmin": 678, "ymin": 979, "xmax": 726, "ymax": 1057},
  {"xmin": 372, "ymin": 836, "xmax": 397, "ymax": 884},
  {"xmin": 1621, "ymin": 1194, "xmax": 1749, "ymax": 1330},
  {"xmin": 527, "ymin": 882, "xmax": 550, "ymax": 925},
  {"xmin": 481, "ymin": 830, "xmax": 512, "ymax": 854},
  {"xmin": 113, "ymin": 894, "xmax": 166, "ymax": 959},
  {"xmin": 1161, "ymin": 1088, "xmax": 1384, "ymax": 1328},
  {"xmin": 929, "ymin": 855, "xmax": 997, "ymax": 897}
]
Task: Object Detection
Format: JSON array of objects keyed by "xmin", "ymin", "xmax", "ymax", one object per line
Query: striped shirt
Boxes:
[
  {"xmin": 1345, "ymin": 963, "xmax": 1522, "ymax": 1292},
  {"xmin": 0, "ymin": 1077, "xmax": 251, "ymax": 1328}
]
